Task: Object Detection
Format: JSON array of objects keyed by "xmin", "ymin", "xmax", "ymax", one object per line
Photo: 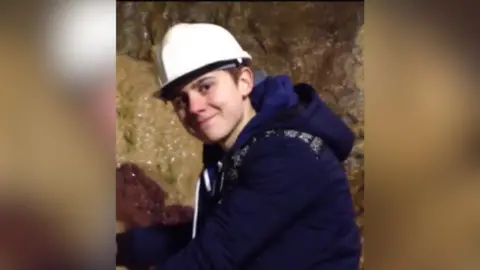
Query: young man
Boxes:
[{"xmin": 116, "ymin": 23, "xmax": 361, "ymax": 270}]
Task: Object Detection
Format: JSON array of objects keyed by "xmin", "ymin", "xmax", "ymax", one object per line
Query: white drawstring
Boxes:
[
  {"xmin": 193, "ymin": 168, "xmax": 212, "ymax": 239},
  {"xmin": 203, "ymin": 169, "xmax": 211, "ymax": 192},
  {"xmin": 192, "ymin": 176, "xmax": 201, "ymax": 239},
  {"xmin": 192, "ymin": 165, "xmax": 222, "ymax": 238},
  {"xmin": 218, "ymin": 161, "xmax": 224, "ymax": 192}
]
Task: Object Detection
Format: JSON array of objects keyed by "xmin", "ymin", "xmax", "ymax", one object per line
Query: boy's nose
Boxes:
[{"xmin": 187, "ymin": 91, "xmax": 208, "ymax": 114}]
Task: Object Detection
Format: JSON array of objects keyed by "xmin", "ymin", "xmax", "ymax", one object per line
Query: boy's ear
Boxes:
[{"xmin": 237, "ymin": 67, "xmax": 254, "ymax": 97}]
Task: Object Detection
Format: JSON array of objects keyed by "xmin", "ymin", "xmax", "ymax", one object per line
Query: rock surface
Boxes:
[{"xmin": 116, "ymin": 163, "xmax": 193, "ymax": 230}]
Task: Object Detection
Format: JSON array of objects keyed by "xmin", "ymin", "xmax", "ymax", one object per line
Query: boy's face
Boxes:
[{"xmin": 170, "ymin": 68, "xmax": 253, "ymax": 145}]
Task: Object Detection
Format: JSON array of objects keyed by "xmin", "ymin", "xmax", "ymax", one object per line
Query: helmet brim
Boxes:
[{"xmin": 153, "ymin": 58, "xmax": 251, "ymax": 101}]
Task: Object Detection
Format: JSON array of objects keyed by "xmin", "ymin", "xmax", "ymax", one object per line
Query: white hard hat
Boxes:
[{"xmin": 154, "ymin": 23, "xmax": 252, "ymax": 100}]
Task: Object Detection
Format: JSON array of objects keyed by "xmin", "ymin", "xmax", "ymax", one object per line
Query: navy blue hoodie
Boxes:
[{"xmin": 116, "ymin": 73, "xmax": 361, "ymax": 270}]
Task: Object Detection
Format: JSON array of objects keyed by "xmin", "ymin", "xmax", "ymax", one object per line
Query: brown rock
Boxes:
[{"xmin": 116, "ymin": 163, "xmax": 193, "ymax": 229}]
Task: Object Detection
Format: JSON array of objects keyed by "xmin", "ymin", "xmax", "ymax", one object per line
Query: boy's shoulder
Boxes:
[{"xmin": 229, "ymin": 128, "xmax": 326, "ymax": 173}]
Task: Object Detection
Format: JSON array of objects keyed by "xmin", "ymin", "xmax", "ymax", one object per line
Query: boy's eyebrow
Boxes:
[
  {"xmin": 172, "ymin": 76, "xmax": 214, "ymax": 98},
  {"xmin": 191, "ymin": 76, "xmax": 214, "ymax": 89}
]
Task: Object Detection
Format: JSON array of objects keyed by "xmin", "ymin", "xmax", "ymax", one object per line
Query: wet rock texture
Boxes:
[{"xmin": 116, "ymin": 2, "xmax": 364, "ymax": 268}]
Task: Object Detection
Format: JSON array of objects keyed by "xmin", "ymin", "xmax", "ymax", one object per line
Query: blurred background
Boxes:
[
  {"xmin": 367, "ymin": 2, "xmax": 480, "ymax": 269},
  {"xmin": 0, "ymin": 1, "xmax": 115, "ymax": 269}
]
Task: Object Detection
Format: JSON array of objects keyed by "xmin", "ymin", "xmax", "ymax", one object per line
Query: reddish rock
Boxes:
[{"xmin": 116, "ymin": 162, "xmax": 193, "ymax": 229}]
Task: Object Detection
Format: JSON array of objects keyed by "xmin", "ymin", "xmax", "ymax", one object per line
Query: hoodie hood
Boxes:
[{"xmin": 203, "ymin": 73, "xmax": 355, "ymax": 166}]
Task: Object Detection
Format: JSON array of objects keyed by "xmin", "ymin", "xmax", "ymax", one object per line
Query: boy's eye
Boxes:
[
  {"xmin": 172, "ymin": 92, "xmax": 188, "ymax": 108},
  {"xmin": 198, "ymin": 83, "xmax": 212, "ymax": 94}
]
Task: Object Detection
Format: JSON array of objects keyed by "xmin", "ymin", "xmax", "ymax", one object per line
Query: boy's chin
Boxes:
[{"xmin": 195, "ymin": 133, "xmax": 226, "ymax": 146}]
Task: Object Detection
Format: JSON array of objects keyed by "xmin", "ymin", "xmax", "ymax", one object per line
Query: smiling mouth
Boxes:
[{"xmin": 197, "ymin": 114, "xmax": 217, "ymax": 126}]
